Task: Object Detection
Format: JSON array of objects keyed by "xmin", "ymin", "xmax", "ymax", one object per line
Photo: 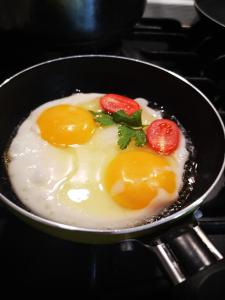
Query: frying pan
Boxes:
[
  {"xmin": 0, "ymin": 55, "xmax": 225, "ymax": 298},
  {"xmin": 195, "ymin": 0, "xmax": 225, "ymax": 29}
]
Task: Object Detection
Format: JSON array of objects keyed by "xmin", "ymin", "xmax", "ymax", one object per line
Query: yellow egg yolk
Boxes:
[
  {"xmin": 104, "ymin": 150, "xmax": 176, "ymax": 209},
  {"xmin": 37, "ymin": 105, "xmax": 96, "ymax": 146}
]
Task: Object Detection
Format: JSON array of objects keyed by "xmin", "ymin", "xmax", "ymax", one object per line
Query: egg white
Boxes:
[{"xmin": 7, "ymin": 93, "xmax": 189, "ymax": 229}]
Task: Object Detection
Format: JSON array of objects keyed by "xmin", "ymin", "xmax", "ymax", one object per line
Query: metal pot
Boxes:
[
  {"xmin": 0, "ymin": 0, "xmax": 146, "ymax": 46},
  {"xmin": 195, "ymin": 0, "xmax": 225, "ymax": 30}
]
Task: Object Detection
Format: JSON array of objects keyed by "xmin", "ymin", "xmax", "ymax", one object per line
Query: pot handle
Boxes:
[{"xmin": 138, "ymin": 220, "xmax": 225, "ymax": 299}]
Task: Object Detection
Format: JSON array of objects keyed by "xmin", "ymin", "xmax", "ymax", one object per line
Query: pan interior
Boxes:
[{"xmin": 0, "ymin": 56, "xmax": 224, "ymax": 229}]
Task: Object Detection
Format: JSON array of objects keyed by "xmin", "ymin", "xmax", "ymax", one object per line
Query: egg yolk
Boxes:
[
  {"xmin": 104, "ymin": 150, "xmax": 176, "ymax": 210},
  {"xmin": 37, "ymin": 105, "xmax": 96, "ymax": 146}
]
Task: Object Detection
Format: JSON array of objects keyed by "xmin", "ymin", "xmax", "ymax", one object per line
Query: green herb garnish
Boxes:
[
  {"xmin": 91, "ymin": 111, "xmax": 114, "ymax": 126},
  {"xmin": 118, "ymin": 125, "xmax": 146, "ymax": 149},
  {"xmin": 133, "ymin": 128, "xmax": 147, "ymax": 147},
  {"xmin": 112, "ymin": 110, "xmax": 142, "ymax": 127},
  {"xmin": 91, "ymin": 109, "xmax": 147, "ymax": 149}
]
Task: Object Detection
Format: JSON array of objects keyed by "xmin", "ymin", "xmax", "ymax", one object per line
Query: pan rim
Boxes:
[
  {"xmin": 195, "ymin": 0, "xmax": 225, "ymax": 29},
  {"xmin": 0, "ymin": 54, "xmax": 225, "ymax": 236}
]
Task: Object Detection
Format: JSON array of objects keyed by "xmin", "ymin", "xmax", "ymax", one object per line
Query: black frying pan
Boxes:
[
  {"xmin": 0, "ymin": 55, "xmax": 225, "ymax": 298},
  {"xmin": 195, "ymin": 0, "xmax": 225, "ymax": 29}
]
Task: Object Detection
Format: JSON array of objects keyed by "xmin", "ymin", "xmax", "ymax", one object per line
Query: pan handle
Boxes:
[{"xmin": 138, "ymin": 219, "xmax": 225, "ymax": 299}]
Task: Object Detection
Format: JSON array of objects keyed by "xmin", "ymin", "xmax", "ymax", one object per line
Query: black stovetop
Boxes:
[{"xmin": 0, "ymin": 18, "xmax": 225, "ymax": 296}]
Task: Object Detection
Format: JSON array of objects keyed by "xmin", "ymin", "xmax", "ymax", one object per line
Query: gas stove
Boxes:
[{"xmin": 0, "ymin": 8, "xmax": 225, "ymax": 298}]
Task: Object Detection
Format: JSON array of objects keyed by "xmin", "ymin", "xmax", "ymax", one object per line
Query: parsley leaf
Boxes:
[
  {"xmin": 118, "ymin": 125, "xmax": 134, "ymax": 149},
  {"xmin": 90, "ymin": 111, "xmax": 114, "ymax": 126},
  {"xmin": 133, "ymin": 129, "xmax": 147, "ymax": 147},
  {"xmin": 91, "ymin": 109, "xmax": 147, "ymax": 149},
  {"xmin": 112, "ymin": 110, "xmax": 142, "ymax": 127},
  {"xmin": 117, "ymin": 125, "xmax": 147, "ymax": 149}
]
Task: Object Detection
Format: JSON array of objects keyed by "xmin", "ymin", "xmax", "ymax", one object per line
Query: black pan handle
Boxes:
[{"xmin": 138, "ymin": 219, "xmax": 225, "ymax": 299}]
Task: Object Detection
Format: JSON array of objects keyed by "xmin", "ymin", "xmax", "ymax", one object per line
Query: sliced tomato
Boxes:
[
  {"xmin": 100, "ymin": 94, "xmax": 140, "ymax": 115},
  {"xmin": 146, "ymin": 119, "xmax": 180, "ymax": 155}
]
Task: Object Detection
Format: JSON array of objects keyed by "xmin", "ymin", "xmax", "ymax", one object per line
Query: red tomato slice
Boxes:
[
  {"xmin": 100, "ymin": 94, "xmax": 140, "ymax": 115},
  {"xmin": 146, "ymin": 119, "xmax": 180, "ymax": 155}
]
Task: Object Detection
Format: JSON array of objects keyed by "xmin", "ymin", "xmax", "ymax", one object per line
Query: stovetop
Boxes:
[{"xmin": 0, "ymin": 17, "xmax": 225, "ymax": 296}]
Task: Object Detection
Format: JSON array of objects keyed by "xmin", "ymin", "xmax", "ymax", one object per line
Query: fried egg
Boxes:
[{"xmin": 7, "ymin": 93, "xmax": 189, "ymax": 229}]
